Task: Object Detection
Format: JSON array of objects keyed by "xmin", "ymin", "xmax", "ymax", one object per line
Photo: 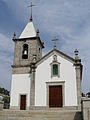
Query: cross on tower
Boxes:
[
  {"xmin": 52, "ymin": 37, "xmax": 58, "ymax": 49},
  {"xmin": 28, "ymin": 0, "xmax": 36, "ymax": 21}
]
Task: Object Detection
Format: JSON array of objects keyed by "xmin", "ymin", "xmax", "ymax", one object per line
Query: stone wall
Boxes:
[
  {"xmin": 2, "ymin": 97, "xmax": 90, "ymax": 120},
  {"xmin": 0, "ymin": 100, "xmax": 4, "ymax": 110},
  {"xmin": 0, "ymin": 109, "xmax": 82, "ymax": 120},
  {"xmin": 3, "ymin": 97, "xmax": 90, "ymax": 120},
  {"xmin": 82, "ymin": 98, "xmax": 90, "ymax": 120},
  {"xmin": 0, "ymin": 100, "xmax": 83, "ymax": 120}
]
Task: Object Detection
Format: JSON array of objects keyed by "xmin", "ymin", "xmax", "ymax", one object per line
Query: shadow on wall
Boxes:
[{"xmin": 74, "ymin": 112, "xmax": 83, "ymax": 120}]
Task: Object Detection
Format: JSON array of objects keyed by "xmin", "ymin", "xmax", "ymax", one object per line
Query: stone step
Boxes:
[{"xmin": 0, "ymin": 109, "xmax": 83, "ymax": 120}]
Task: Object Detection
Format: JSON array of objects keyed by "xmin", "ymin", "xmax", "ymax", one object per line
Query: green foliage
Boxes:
[
  {"xmin": 0, "ymin": 87, "xmax": 10, "ymax": 96},
  {"xmin": 3, "ymin": 96, "xmax": 10, "ymax": 109},
  {"xmin": 0, "ymin": 87, "xmax": 10, "ymax": 109},
  {"xmin": 86, "ymin": 92, "xmax": 90, "ymax": 98},
  {"xmin": 82, "ymin": 93, "xmax": 85, "ymax": 97}
]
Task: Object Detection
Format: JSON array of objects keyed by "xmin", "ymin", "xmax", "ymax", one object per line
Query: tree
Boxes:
[
  {"xmin": 82, "ymin": 93, "xmax": 85, "ymax": 97},
  {"xmin": 0, "ymin": 87, "xmax": 10, "ymax": 109},
  {"xmin": 0, "ymin": 87, "xmax": 10, "ymax": 96},
  {"xmin": 86, "ymin": 92, "xmax": 90, "ymax": 98}
]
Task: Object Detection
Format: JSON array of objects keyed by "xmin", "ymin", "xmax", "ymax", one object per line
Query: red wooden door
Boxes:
[
  {"xmin": 49, "ymin": 86, "xmax": 62, "ymax": 107},
  {"xmin": 20, "ymin": 95, "xmax": 26, "ymax": 110}
]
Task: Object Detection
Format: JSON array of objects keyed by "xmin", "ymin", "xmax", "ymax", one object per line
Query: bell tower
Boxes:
[
  {"xmin": 12, "ymin": 1, "xmax": 44, "ymax": 74},
  {"xmin": 13, "ymin": 27, "xmax": 44, "ymax": 67},
  {"xmin": 13, "ymin": 13, "xmax": 44, "ymax": 68},
  {"xmin": 10, "ymin": 2, "xmax": 44, "ymax": 110}
]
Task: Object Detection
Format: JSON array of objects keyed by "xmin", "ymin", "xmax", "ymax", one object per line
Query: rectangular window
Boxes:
[{"xmin": 53, "ymin": 64, "xmax": 58, "ymax": 75}]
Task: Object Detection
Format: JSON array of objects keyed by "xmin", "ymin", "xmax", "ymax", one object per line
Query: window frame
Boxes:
[
  {"xmin": 50, "ymin": 55, "xmax": 60, "ymax": 78},
  {"xmin": 53, "ymin": 64, "xmax": 58, "ymax": 76},
  {"xmin": 22, "ymin": 44, "xmax": 28, "ymax": 59}
]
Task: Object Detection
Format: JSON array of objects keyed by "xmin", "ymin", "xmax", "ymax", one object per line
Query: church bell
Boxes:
[{"xmin": 23, "ymin": 50, "xmax": 28, "ymax": 55}]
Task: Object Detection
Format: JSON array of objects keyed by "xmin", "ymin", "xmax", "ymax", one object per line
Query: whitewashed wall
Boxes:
[
  {"xmin": 35, "ymin": 54, "xmax": 77, "ymax": 107},
  {"xmin": 10, "ymin": 74, "xmax": 31, "ymax": 109}
]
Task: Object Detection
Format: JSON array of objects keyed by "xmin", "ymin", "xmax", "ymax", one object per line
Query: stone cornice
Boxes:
[
  {"xmin": 36, "ymin": 49, "xmax": 75, "ymax": 66},
  {"xmin": 13, "ymin": 36, "xmax": 44, "ymax": 48},
  {"xmin": 12, "ymin": 65, "xmax": 31, "ymax": 68}
]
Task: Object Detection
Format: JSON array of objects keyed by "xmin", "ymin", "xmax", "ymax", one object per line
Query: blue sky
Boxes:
[{"xmin": 0, "ymin": 0, "xmax": 90, "ymax": 93}]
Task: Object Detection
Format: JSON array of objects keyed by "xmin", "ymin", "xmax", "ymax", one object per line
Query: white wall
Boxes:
[
  {"xmin": 10, "ymin": 74, "xmax": 31, "ymax": 109},
  {"xmin": 35, "ymin": 54, "xmax": 77, "ymax": 107}
]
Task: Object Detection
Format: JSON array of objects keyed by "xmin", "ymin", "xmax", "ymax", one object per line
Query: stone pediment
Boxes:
[{"xmin": 36, "ymin": 49, "xmax": 75, "ymax": 66}]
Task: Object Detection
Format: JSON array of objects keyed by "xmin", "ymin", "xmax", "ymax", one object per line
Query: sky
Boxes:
[{"xmin": 0, "ymin": 0, "xmax": 90, "ymax": 93}]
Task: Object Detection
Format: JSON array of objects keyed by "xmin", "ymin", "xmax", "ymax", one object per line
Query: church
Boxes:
[
  {"xmin": 0, "ymin": 2, "xmax": 90, "ymax": 120},
  {"xmin": 10, "ymin": 3, "xmax": 82, "ymax": 111}
]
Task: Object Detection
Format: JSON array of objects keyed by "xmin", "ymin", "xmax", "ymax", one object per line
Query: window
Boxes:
[
  {"xmin": 39, "ymin": 47, "xmax": 40, "ymax": 53},
  {"xmin": 22, "ymin": 44, "xmax": 28, "ymax": 59},
  {"xmin": 50, "ymin": 55, "xmax": 60, "ymax": 78},
  {"xmin": 53, "ymin": 64, "xmax": 58, "ymax": 75}
]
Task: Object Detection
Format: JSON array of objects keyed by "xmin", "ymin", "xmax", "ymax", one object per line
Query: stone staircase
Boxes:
[{"xmin": 0, "ymin": 109, "xmax": 83, "ymax": 120}]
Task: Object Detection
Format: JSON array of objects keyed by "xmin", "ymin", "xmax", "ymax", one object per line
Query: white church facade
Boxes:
[
  {"xmin": 1, "ymin": 3, "xmax": 90, "ymax": 120},
  {"xmin": 10, "ymin": 6, "xmax": 82, "ymax": 110}
]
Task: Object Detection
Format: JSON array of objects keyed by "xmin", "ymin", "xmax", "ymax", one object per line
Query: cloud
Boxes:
[
  {"xmin": 0, "ymin": 0, "xmax": 90, "ymax": 93},
  {"xmin": 1, "ymin": 0, "xmax": 28, "ymax": 23},
  {"xmin": 1, "ymin": 0, "xmax": 7, "ymax": 2},
  {"xmin": 0, "ymin": 33, "xmax": 13, "ymax": 52},
  {"xmin": 0, "ymin": 33, "xmax": 14, "ymax": 91}
]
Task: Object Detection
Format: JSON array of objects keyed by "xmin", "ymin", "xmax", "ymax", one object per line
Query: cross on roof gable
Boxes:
[{"xmin": 36, "ymin": 49, "xmax": 75, "ymax": 66}]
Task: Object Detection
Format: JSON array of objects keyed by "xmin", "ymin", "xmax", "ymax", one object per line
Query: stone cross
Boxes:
[
  {"xmin": 28, "ymin": 0, "xmax": 36, "ymax": 21},
  {"xmin": 52, "ymin": 37, "xmax": 58, "ymax": 49}
]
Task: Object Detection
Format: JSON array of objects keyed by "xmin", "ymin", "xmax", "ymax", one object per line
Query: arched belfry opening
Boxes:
[{"xmin": 22, "ymin": 44, "xmax": 28, "ymax": 59}]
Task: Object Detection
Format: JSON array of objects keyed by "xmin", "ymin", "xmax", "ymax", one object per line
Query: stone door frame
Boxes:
[
  {"xmin": 46, "ymin": 81, "xmax": 65, "ymax": 108},
  {"xmin": 19, "ymin": 94, "xmax": 27, "ymax": 110}
]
